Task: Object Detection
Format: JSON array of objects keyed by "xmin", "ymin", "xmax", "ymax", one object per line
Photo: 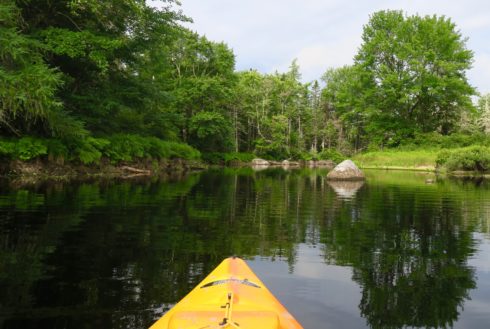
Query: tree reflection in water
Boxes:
[{"xmin": 0, "ymin": 170, "xmax": 488, "ymax": 328}]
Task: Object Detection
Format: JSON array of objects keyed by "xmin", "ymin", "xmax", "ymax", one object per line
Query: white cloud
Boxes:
[
  {"xmin": 469, "ymin": 54, "xmax": 490, "ymax": 94},
  {"xmin": 294, "ymin": 37, "xmax": 361, "ymax": 81},
  {"xmin": 173, "ymin": 0, "xmax": 490, "ymax": 91}
]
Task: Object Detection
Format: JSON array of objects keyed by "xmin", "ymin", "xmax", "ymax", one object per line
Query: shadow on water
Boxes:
[{"xmin": 0, "ymin": 169, "xmax": 489, "ymax": 328}]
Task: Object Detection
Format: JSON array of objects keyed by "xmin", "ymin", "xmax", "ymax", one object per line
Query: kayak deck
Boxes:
[{"xmin": 150, "ymin": 257, "xmax": 303, "ymax": 329}]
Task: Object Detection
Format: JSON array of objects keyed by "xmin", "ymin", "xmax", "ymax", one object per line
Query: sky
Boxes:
[{"xmin": 170, "ymin": 0, "xmax": 490, "ymax": 94}]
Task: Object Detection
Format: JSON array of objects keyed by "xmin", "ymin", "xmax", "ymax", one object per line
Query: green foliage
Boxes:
[
  {"xmin": 318, "ymin": 149, "xmax": 345, "ymax": 163},
  {"xmin": 45, "ymin": 139, "xmax": 69, "ymax": 160},
  {"xmin": 201, "ymin": 151, "xmax": 256, "ymax": 165},
  {"xmin": 73, "ymin": 137, "xmax": 109, "ymax": 164},
  {"xmin": 0, "ymin": 135, "xmax": 200, "ymax": 164},
  {"xmin": 40, "ymin": 28, "xmax": 123, "ymax": 72},
  {"xmin": 103, "ymin": 134, "xmax": 200, "ymax": 163},
  {"xmin": 435, "ymin": 149, "xmax": 453, "ymax": 168},
  {"xmin": 166, "ymin": 141, "xmax": 201, "ymax": 160},
  {"xmin": 224, "ymin": 152, "xmax": 255, "ymax": 163},
  {"xmin": 15, "ymin": 137, "xmax": 48, "ymax": 161},
  {"xmin": 356, "ymin": 10, "xmax": 475, "ymax": 136},
  {"xmin": 354, "ymin": 150, "xmax": 437, "ymax": 169},
  {"xmin": 201, "ymin": 152, "xmax": 225, "ymax": 165},
  {"xmin": 1, "ymin": 1, "xmax": 484, "ymax": 164},
  {"xmin": 0, "ymin": 1, "xmax": 65, "ymax": 136},
  {"xmin": 437, "ymin": 146, "xmax": 490, "ymax": 172},
  {"xmin": 0, "ymin": 139, "xmax": 16, "ymax": 157},
  {"xmin": 189, "ymin": 111, "xmax": 233, "ymax": 152},
  {"xmin": 0, "ymin": 137, "xmax": 51, "ymax": 161},
  {"xmin": 103, "ymin": 135, "xmax": 146, "ymax": 162},
  {"xmin": 295, "ymin": 151, "xmax": 314, "ymax": 161},
  {"xmin": 318, "ymin": 10, "xmax": 476, "ymax": 151},
  {"xmin": 400, "ymin": 132, "xmax": 490, "ymax": 150}
]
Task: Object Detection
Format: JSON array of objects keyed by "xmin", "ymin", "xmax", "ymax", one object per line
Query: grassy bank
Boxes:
[
  {"xmin": 353, "ymin": 149, "xmax": 437, "ymax": 171},
  {"xmin": 353, "ymin": 145, "xmax": 490, "ymax": 175}
]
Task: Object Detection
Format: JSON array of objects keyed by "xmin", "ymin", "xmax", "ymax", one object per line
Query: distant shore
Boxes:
[{"xmin": 0, "ymin": 158, "xmax": 207, "ymax": 181}]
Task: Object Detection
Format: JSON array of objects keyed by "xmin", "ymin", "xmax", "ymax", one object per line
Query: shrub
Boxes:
[
  {"xmin": 146, "ymin": 137, "xmax": 171, "ymax": 159},
  {"xmin": 167, "ymin": 141, "xmax": 201, "ymax": 160},
  {"xmin": 46, "ymin": 139, "xmax": 69, "ymax": 163},
  {"xmin": 202, "ymin": 152, "xmax": 225, "ymax": 164},
  {"xmin": 318, "ymin": 149, "xmax": 345, "ymax": 163},
  {"xmin": 0, "ymin": 139, "xmax": 16, "ymax": 158},
  {"xmin": 401, "ymin": 132, "xmax": 490, "ymax": 150},
  {"xmin": 435, "ymin": 149, "xmax": 453, "ymax": 167},
  {"xmin": 15, "ymin": 137, "xmax": 48, "ymax": 161},
  {"xmin": 103, "ymin": 135, "xmax": 200, "ymax": 163},
  {"xmin": 224, "ymin": 152, "xmax": 255, "ymax": 164},
  {"xmin": 103, "ymin": 134, "xmax": 146, "ymax": 162},
  {"xmin": 0, "ymin": 134, "xmax": 200, "ymax": 164},
  {"xmin": 74, "ymin": 137, "xmax": 109, "ymax": 164},
  {"xmin": 443, "ymin": 146, "xmax": 490, "ymax": 172}
]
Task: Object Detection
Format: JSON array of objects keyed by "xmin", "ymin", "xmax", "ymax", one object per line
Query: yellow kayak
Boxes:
[{"xmin": 150, "ymin": 257, "xmax": 303, "ymax": 329}]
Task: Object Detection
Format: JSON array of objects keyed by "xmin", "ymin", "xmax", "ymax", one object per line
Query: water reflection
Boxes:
[
  {"xmin": 327, "ymin": 180, "xmax": 365, "ymax": 199},
  {"xmin": 0, "ymin": 170, "xmax": 489, "ymax": 328}
]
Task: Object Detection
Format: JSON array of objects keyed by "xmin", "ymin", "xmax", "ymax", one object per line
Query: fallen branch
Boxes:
[{"xmin": 120, "ymin": 166, "xmax": 151, "ymax": 175}]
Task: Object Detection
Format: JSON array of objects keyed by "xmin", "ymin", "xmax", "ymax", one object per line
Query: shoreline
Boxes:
[
  {"xmin": 0, "ymin": 158, "xmax": 207, "ymax": 181},
  {"xmin": 1, "ymin": 159, "xmax": 488, "ymax": 183},
  {"xmin": 360, "ymin": 166, "xmax": 490, "ymax": 178},
  {"xmin": 360, "ymin": 166, "xmax": 436, "ymax": 172}
]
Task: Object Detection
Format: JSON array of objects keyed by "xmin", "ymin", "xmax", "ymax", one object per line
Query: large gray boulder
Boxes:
[{"xmin": 327, "ymin": 159, "xmax": 365, "ymax": 181}]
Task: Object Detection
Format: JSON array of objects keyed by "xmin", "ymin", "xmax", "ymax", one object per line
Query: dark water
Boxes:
[{"xmin": 1, "ymin": 168, "xmax": 489, "ymax": 329}]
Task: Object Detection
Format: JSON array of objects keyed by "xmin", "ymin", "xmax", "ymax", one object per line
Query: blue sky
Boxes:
[{"xmin": 170, "ymin": 0, "xmax": 490, "ymax": 94}]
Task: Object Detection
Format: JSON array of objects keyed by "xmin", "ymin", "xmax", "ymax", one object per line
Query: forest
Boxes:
[{"xmin": 1, "ymin": 0, "xmax": 490, "ymax": 170}]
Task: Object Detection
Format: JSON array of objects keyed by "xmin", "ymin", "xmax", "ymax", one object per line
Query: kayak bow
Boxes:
[{"xmin": 150, "ymin": 257, "xmax": 303, "ymax": 329}]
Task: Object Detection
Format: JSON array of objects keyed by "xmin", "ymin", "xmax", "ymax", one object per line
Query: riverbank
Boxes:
[
  {"xmin": 352, "ymin": 147, "xmax": 490, "ymax": 177},
  {"xmin": 352, "ymin": 149, "xmax": 437, "ymax": 171},
  {"xmin": 0, "ymin": 158, "xmax": 207, "ymax": 181}
]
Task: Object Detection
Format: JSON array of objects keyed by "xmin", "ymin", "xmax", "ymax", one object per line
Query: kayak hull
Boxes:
[{"xmin": 150, "ymin": 257, "xmax": 303, "ymax": 329}]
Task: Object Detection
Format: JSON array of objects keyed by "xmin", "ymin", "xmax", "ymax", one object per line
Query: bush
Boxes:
[
  {"xmin": 0, "ymin": 139, "xmax": 16, "ymax": 158},
  {"xmin": 435, "ymin": 149, "xmax": 452, "ymax": 168},
  {"xmin": 103, "ymin": 134, "xmax": 145, "ymax": 162},
  {"xmin": 103, "ymin": 135, "xmax": 200, "ymax": 163},
  {"xmin": 73, "ymin": 137, "xmax": 109, "ymax": 164},
  {"xmin": 167, "ymin": 141, "xmax": 201, "ymax": 160},
  {"xmin": 437, "ymin": 146, "xmax": 490, "ymax": 172},
  {"xmin": 46, "ymin": 139, "xmax": 69, "ymax": 159},
  {"xmin": 318, "ymin": 149, "xmax": 345, "ymax": 163},
  {"xmin": 146, "ymin": 137, "xmax": 171, "ymax": 159},
  {"xmin": 224, "ymin": 152, "xmax": 255, "ymax": 164},
  {"xmin": 0, "ymin": 134, "xmax": 200, "ymax": 164},
  {"xmin": 202, "ymin": 152, "xmax": 225, "ymax": 164},
  {"xmin": 443, "ymin": 146, "xmax": 490, "ymax": 172},
  {"xmin": 401, "ymin": 132, "xmax": 490, "ymax": 150},
  {"xmin": 201, "ymin": 152, "xmax": 256, "ymax": 165},
  {"xmin": 15, "ymin": 137, "xmax": 48, "ymax": 160}
]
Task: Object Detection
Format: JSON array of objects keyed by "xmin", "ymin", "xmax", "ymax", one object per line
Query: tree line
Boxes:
[{"xmin": 1, "ymin": 1, "xmax": 489, "ymax": 163}]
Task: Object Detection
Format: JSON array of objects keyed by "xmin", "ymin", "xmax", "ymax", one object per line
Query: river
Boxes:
[{"xmin": 1, "ymin": 168, "xmax": 489, "ymax": 328}]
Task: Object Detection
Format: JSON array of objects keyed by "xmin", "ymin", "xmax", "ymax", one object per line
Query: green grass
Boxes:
[{"xmin": 353, "ymin": 149, "xmax": 437, "ymax": 171}]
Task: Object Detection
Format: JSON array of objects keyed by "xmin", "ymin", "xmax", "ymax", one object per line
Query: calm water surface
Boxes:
[{"xmin": 1, "ymin": 168, "xmax": 489, "ymax": 328}]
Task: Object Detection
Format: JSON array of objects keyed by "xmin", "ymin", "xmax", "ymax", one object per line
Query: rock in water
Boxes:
[
  {"xmin": 326, "ymin": 159, "xmax": 365, "ymax": 181},
  {"xmin": 282, "ymin": 160, "xmax": 300, "ymax": 167},
  {"xmin": 316, "ymin": 160, "xmax": 336, "ymax": 169},
  {"xmin": 251, "ymin": 158, "xmax": 270, "ymax": 166}
]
